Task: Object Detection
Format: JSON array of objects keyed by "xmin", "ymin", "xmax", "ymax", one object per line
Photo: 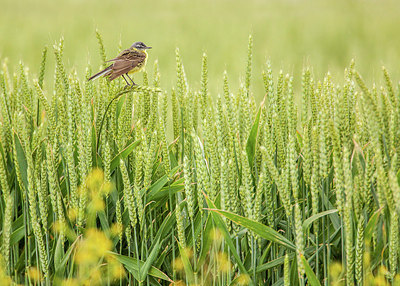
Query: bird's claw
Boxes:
[{"xmin": 124, "ymin": 83, "xmax": 137, "ymax": 89}]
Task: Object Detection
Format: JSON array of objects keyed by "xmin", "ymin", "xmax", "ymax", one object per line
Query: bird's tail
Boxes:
[{"xmin": 88, "ymin": 65, "xmax": 112, "ymax": 81}]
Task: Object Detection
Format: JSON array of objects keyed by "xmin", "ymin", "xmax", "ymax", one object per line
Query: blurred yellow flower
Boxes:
[
  {"xmin": 111, "ymin": 223, "xmax": 123, "ymax": 237},
  {"xmin": 89, "ymin": 196, "xmax": 105, "ymax": 212},
  {"xmin": 52, "ymin": 221, "xmax": 66, "ymax": 234},
  {"xmin": 394, "ymin": 274, "xmax": 400, "ymax": 286},
  {"xmin": 329, "ymin": 261, "xmax": 343, "ymax": 285},
  {"xmin": 236, "ymin": 274, "xmax": 251, "ymax": 285},
  {"xmin": 27, "ymin": 267, "xmax": 42, "ymax": 283},
  {"xmin": 75, "ymin": 229, "xmax": 112, "ymax": 266},
  {"xmin": 86, "ymin": 168, "xmax": 105, "ymax": 193},
  {"xmin": 216, "ymin": 252, "xmax": 231, "ymax": 273},
  {"xmin": 210, "ymin": 228, "xmax": 223, "ymax": 245},
  {"xmin": 61, "ymin": 278, "xmax": 79, "ymax": 286},
  {"xmin": 108, "ymin": 260, "xmax": 126, "ymax": 280},
  {"xmin": 171, "ymin": 281, "xmax": 186, "ymax": 286},
  {"xmin": 103, "ymin": 181, "xmax": 114, "ymax": 195},
  {"xmin": 173, "ymin": 257, "xmax": 184, "ymax": 272},
  {"xmin": 67, "ymin": 208, "xmax": 78, "ymax": 221}
]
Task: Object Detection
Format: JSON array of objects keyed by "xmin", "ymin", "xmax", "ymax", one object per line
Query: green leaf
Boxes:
[
  {"xmin": 10, "ymin": 214, "xmax": 24, "ymax": 246},
  {"xmin": 177, "ymin": 240, "xmax": 195, "ymax": 284},
  {"xmin": 10, "ymin": 226, "xmax": 24, "ymax": 246},
  {"xmin": 253, "ymin": 253, "xmax": 295, "ymax": 273},
  {"xmin": 149, "ymin": 180, "xmax": 184, "ymax": 201},
  {"xmin": 111, "ymin": 252, "xmax": 173, "ymax": 283},
  {"xmin": 139, "ymin": 238, "xmax": 161, "ymax": 282},
  {"xmin": 54, "ymin": 236, "xmax": 65, "ymax": 272},
  {"xmin": 207, "ymin": 208, "xmax": 296, "ymax": 250},
  {"xmin": 303, "ymin": 209, "xmax": 338, "ymax": 231},
  {"xmin": 13, "ymin": 132, "xmax": 28, "ymax": 191},
  {"xmin": 147, "ymin": 166, "xmax": 181, "ymax": 199},
  {"xmin": 110, "ymin": 139, "xmax": 141, "ymax": 170},
  {"xmin": 229, "ymin": 274, "xmax": 252, "ymax": 286},
  {"xmin": 154, "ymin": 246, "xmax": 169, "ymax": 269},
  {"xmin": 154, "ymin": 212, "xmax": 175, "ymax": 242},
  {"xmin": 365, "ymin": 207, "xmax": 383, "ymax": 242},
  {"xmin": 301, "ymin": 254, "xmax": 321, "ymax": 286},
  {"xmin": 197, "ymin": 215, "xmax": 213, "ymax": 268},
  {"xmin": 290, "ymin": 231, "xmax": 299, "ymax": 286},
  {"xmin": 97, "ymin": 210, "xmax": 110, "ymax": 237},
  {"xmin": 204, "ymin": 195, "xmax": 251, "ymax": 282},
  {"xmin": 246, "ymin": 105, "xmax": 262, "ymax": 168},
  {"xmin": 55, "ymin": 237, "xmax": 79, "ymax": 276},
  {"xmin": 116, "ymin": 94, "xmax": 126, "ymax": 119}
]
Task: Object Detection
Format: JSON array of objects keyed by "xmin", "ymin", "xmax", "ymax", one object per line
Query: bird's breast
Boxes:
[{"xmin": 128, "ymin": 51, "xmax": 148, "ymax": 74}]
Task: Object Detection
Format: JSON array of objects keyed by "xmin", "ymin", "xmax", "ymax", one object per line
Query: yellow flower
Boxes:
[
  {"xmin": 67, "ymin": 208, "xmax": 78, "ymax": 221},
  {"xmin": 329, "ymin": 261, "xmax": 342, "ymax": 284},
  {"xmin": 216, "ymin": 252, "xmax": 231, "ymax": 273},
  {"xmin": 183, "ymin": 248, "xmax": 193, "ymax": 259},
  {"xmin": 52, "ymin": 221, "xmax": 67, "ymax": 234},
  {"xmin": 102, "ymin": 181, "xmax": 114, "ymax": 196},
  {"xmin": 27, "ymin": 267, "xmax": 42, "ymax": 283},
  {"xmin": 0, "ymin": 255, "xmax": 12, "ymax": 286},
  {"xmin": 110, "ymin": 223, "xmax": 123, "ymax": 237},
  {"xmin": 108, "ymin": 259, "xmax": 126, "ymax": 280},
  {"xmin": 75, "ymin": 229, "xmax": 112, "ymax": 266},
  {"xmin": 173, "ymin": 258, "xmax": 184, "ymax": 272},
  {"xmin": 210, "ymin": 228, "xmax": 223, "ymax": 245},
  {"xmin": 236, "ymin": 274, "xmax": 251, "ymax": 285},
  {"xmin": 393, "ymin": 274, "xmax": 400, "ymax": 286},
  {"xmin": 88, "ymin": 268, "xmax": 102, "ymax": 285},
  {"xmin": 86, "ymin": 168, "xmax": 105, "ymax": 193},
  {"xmin": 89, "ymin": 196, "xmax": 105, "ymax": 212},
  {"xmin": 61, "ymin": 278, "xmax": 80, "ymax": 286}
]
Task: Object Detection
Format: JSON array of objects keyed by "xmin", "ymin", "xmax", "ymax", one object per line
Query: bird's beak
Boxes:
[{"xmin": 145, "ymin": 46, "xmax": 152, "ymax": 49}]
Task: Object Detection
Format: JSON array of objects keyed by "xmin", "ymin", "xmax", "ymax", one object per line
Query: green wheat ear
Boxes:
[
  {"xmin": 1, "ymin": 36, "xmax": 400, "ymax": 285},
  {"xmin": 38, "ymin": 46, "xmax": 47, "ymax": 89},
  {"xmin": 96, "ymin": 29, "xmax": 107, "ymax": 66},
  {"xmin": 245, "ymin": 34, "xmax": 253, "ymax": 94}
]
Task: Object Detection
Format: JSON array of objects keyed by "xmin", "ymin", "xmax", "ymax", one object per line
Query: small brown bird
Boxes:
[{"xmin": 88, "ymin": 41, "xmax": 152, "ymax": 86}]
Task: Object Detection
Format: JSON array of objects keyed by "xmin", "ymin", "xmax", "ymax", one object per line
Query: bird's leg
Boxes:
[
  {"xmin": 125, "ymin": 73, "xmax": 136, "ymax": 86},
  {"xmin": 122, "ymin": 74, "xmax": 131, "ymax": 88}
]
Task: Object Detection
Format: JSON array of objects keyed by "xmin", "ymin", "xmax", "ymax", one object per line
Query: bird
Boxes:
[{"xmin": 88, "ymin": 41, "xmax": 152, "ymax": 86}]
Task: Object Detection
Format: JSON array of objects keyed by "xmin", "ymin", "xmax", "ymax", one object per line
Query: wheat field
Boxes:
[{"xmin": 0, "ymin": 33, "xmax": 400, "ymax": 285}]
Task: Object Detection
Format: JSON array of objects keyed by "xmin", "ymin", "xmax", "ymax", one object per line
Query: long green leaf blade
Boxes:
[
  {"xmin": 207, "ymin": 208, "xmax": 296, "ymax": 250},
  {"xmin": 302, "ymin": 209, "xmax": 338, "ymax": 231},
  {"xmin": 111, "ymin": 252, "xmax": 173, "ymax": 283},
  {"xmin": 139, "ymin": 238, "xmax": 161, "ymax": 282},
  {"xmin": 110, "ymin": 139, "xmax": 141, "ymax": 170},
  {"xmin": 301, "ymin": 254, "xmax": 321, "ymax": 286}
]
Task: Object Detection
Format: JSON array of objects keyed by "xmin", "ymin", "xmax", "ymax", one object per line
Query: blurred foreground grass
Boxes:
[{"xmin": 1, "ymin": 0, "xmax": 400, "ymax": 98}]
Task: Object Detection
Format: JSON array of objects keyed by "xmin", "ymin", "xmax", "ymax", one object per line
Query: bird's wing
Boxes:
[
  {"xmin": 105, "ymin": 48, "xmax": 131, "ymax": 62},
  {"xmin": 107, "ymin": 50, "xmax": 146, "ymax": 81}
]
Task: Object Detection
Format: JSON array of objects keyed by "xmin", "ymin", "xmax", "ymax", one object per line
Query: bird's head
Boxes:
[{"xmin": 131, "ymin": 42, "xmax": 152, "ymax": 50}]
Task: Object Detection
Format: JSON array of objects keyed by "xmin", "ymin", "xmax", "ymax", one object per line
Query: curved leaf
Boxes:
[
  {"xmin": 204, "ymin": 195, "xmax": 251, "ymax": 282},
  {"xmin": 246, "ymin": 105, "xmax": 262, "ymax": 168},
  {"xmin": 110, "ymin": 252, "xmax": 173, "ymax": 283},
  {"xmin": 110, "ymin": 139, "xmax": 141, "ymax": 170},
  {"xmin": 139, "ymin": 238, "xmax": 161, "ymax": 282},
  {"xmin": 13, "ymin": 132, "xmax": 28, "ymax": 191},
  {"xmin": 365, "ymin": 207, "xmax": 383, "ymax": 242},
  {"xmin": 302, "ymin": 209, "xmax": 338, "ymax": 231},
  {"xmin": 207, "ymin": 208, "xmax": 296, "ymax": 250},
  {"xmin": 301, "ymin": 254, "xmax": 321, "ymax": 286},
  {"xmin": 177, "ymin": 240, "xmax": 195, "ymax": 284}
]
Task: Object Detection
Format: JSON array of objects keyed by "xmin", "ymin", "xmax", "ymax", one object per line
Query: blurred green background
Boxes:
[{"xmin": 1, "ymin": 0, "xmax": 399, "ymax": 99}]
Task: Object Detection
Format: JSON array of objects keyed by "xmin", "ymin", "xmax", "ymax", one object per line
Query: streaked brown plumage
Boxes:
[{"xmin": 88, "ymin": 41, "xmax": 151, "ymax": 86}]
